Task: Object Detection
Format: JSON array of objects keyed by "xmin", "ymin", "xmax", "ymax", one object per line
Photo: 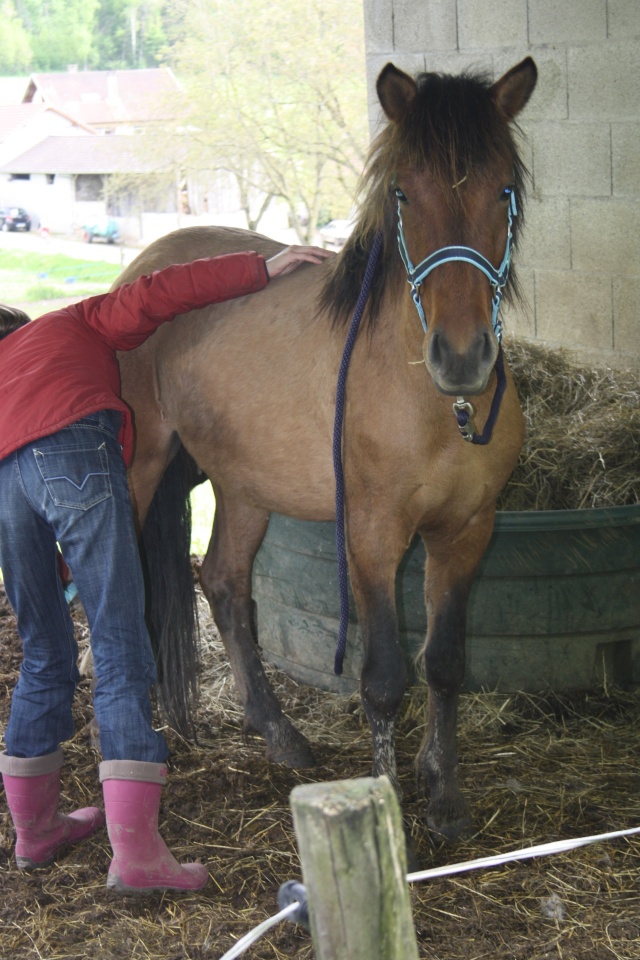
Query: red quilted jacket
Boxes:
[{"xmin": 0, "ymin": 252, "xmax": 268, "ymax": 465}]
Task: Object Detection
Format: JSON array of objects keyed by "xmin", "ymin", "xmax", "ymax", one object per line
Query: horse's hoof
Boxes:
[
  {"xmin": 426, "ymin": 806, "xmax": 472, "ymax": 843},
  {"xmin": 268, "ymin": 742, "xmax": 316, "ymax": 768}
]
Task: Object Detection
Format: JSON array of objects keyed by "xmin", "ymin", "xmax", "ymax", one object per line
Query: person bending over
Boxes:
[{"xmin": 0, "ymin": 244, "xmax": 332, "ymax": 894}]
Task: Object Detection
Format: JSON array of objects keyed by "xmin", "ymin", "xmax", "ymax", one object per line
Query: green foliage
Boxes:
[
  {"xmin": 0, "ymin": 249, "xmax": 121, "ymax": 304},
  {"xmin": 15, "ymin": 0, "xmax": 101, "ymax": 70},
  {"xmin": 0, "ymin": 1, "xmax": 32, "ymax": 72},
  {"xmin": 4, "ymin": 0, "xmax": 173, "ymax": 73},
  {"xmin": 93, "ymin": 0, "xmax": 170, "ymax": 69}
]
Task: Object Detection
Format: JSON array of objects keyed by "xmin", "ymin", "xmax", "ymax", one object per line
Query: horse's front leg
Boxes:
[
  {"xmin": 416, "ymin": 509, "xmax": 496, "ymax": 840},
  {"xmin": 199, "ymin": 491, "xmax": 315, "ymax": 768},
  {"xmin": 347, "ymin": 522, "xmax": 409, "ymax": 794}
]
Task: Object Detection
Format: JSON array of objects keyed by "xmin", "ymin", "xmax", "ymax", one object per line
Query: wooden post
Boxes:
[{"xmin": 290, "ymin": 776, "xmax": 419, "ymax": 960}]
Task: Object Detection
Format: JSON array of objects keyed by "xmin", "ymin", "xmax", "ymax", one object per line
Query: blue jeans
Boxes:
[{"xmin": 0, "ymin": 411, "xmax": 167, "ymax": 762}]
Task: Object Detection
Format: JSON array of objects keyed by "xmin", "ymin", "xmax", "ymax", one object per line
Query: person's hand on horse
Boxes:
[{"xmin": 266, "ymin": 245, "xmax": 336, "ymax": 279}]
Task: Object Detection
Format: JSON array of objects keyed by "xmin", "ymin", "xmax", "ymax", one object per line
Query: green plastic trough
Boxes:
[{"xmin": 252, "ymin": 505, "xmax": 640, "ymax": 694}]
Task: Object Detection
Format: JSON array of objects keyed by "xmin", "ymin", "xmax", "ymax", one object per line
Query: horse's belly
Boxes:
[{"xmin": 166, "ymin": 354, "xmax": 337, "ymax": 519}]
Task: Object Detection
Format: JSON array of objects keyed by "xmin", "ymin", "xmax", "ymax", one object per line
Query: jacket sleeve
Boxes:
[{"xmin": 78, "ymin": 252, "xmax": 269, "ymax": 350}]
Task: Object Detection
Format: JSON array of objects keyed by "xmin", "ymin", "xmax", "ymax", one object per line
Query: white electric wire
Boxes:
[
  {"xmin": 218, "ymin": 901, "xmax": 300, "ymax": 960},
  {"xmin": 406, "ymin": 824, "xmax": 640, "ymax": 883}
]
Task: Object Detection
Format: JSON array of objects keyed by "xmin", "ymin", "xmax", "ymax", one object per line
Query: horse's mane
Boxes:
[{"xmin": 319, "ymin": 69, "xmax": 529, "ymax": 328}]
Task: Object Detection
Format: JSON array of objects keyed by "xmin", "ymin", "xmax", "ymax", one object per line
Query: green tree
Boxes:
[
  {"xmin": 15, "ymin": 0, "xmax": 101, "ymax": 70},
  {"xmin": 165, "ymin": 0, "xmax": 368, "ymax": 240},
  {"xmin": 94, "ymin": 0, "xmax": 170, "ymax": 69},
  {"xmin": 0, "ymin": 0, "xmax": 32, "ymax": 74}
]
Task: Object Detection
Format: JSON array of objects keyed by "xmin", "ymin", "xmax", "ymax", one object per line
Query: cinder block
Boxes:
[
  {"xmin": 393, "ymin": 0, "xmax": 457, "ymax": 52},
  {"xmin": 534, "ymin": 269, "xmax": 613, "ymax": 349},
  {"xmin": 528, "ymin": 0, "xmax": 606, "ymax": 44},
  {"xmin": 423, "ymin": 50, "xmax": 491, "ymax": 77},
  {"xmin": 612, "ymin": 123, "xmax": 640, "ymax": 196},
  {"xmin": 517, "ymin": 196, "xmax": 571, "ymax": 270},
  {"xmin": 530, "ymin": 122, "xmax": 611, "ymax": 197},
  {"xmin": 493, "ymin": 46, "xmax": 568, "ymax": 122},
  {"xmin": 364, "ymin": 0, "xmax": 393, "ymax": 53},
  {"xmin": 612, "ymin": 277, "xmax": 640, "ymax": 355},
  {"xmin": 514, "ymin": 121, "xmax": 534, "ymax": 176},
  {"xmin": 571, "ymin": 198, "xmax": 640, "ymax": 275},
  {"xmin": 607, "ymin": 0, "xmax": 640, "ymax": 40},
  {"xmin": 457, "ymin": 0, "xmax": 528, "ymax": 49},
  {"xmin": 568, "ymin": 42, "xmax": 640, "ymax": 121}
]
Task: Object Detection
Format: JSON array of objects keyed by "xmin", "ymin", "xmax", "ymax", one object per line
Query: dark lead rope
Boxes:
[{"xmin": 332, "ymin": 231, "xmax": 383, "ymax": 675}]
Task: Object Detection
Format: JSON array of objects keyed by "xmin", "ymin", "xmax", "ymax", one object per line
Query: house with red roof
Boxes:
[{"xmin": 0, "ymin": 67, "xmax": 213, "ymax": 241}]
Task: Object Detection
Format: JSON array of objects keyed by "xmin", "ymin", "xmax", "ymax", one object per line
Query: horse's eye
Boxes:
[
  {"xmin": 394, "ymin": 187, "xmax": 408, "ymax": 203},
  {"xmin": 501, "ymin": 185, "xmax": 515, "ymax": 202}
]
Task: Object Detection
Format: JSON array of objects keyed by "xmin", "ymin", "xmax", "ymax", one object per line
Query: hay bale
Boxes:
[{"xmin": 499, "ymin": 338, "xmax": 640, "ymax": 511}]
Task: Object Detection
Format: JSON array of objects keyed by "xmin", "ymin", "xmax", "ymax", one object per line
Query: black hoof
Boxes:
[
  {"xmin": 269, "ymin": 743, "xmax": 316, "ymax": 768},
  {"xmin": 426, "ymin": 808, "xmax": 472, "ymax": 843}
]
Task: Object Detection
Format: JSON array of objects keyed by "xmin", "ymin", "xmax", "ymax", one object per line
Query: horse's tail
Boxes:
[{"xmin": 140, "ymin": 444, "xmax": 204, "ymax": 738}]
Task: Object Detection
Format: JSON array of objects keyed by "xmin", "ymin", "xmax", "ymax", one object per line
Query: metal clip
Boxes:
[{"xmin": 452, "ymin": 397, "xmax": 476, "ymax": 442}]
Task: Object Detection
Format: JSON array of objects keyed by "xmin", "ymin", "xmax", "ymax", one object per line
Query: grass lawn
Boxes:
[{"xmin": 1, "ymin": 248, "xmax": 121, "ymax": 316}]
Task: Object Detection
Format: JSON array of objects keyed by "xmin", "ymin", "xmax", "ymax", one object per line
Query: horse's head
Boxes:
[{"xmin": 375, "ymin": 57, "xmax": 537, "ymax": 396}]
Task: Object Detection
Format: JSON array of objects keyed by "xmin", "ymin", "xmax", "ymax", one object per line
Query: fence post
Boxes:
[{"xmin": 290, "ymin": 776, "xmax": 420, "ymax": 960}]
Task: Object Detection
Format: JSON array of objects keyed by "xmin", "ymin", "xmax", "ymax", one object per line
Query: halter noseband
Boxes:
[
  {"xmin": 396, "ymin": 189, "xmax": 517, "ymax": 343},
  {"xmin": 397, "ymin": 190, "xmax": 517, "ymax": 443}
]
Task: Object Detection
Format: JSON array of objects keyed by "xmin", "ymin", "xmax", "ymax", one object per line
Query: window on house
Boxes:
[
  {"xmin": 75, "ymin": 174, "xmax": 104, "ymax": 201},
  {"xmin": 46, "ymin": 174, "xmax": 55, "ymax": 185}
]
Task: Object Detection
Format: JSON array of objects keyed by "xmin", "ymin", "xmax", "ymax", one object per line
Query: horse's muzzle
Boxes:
[{"xmin": 425, "ymin": 328, "xmax": 498, "ymax": 396}]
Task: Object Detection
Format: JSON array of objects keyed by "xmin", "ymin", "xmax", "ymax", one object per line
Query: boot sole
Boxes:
[{"xmin": 107, "ymin": 873, "xmax": 209, "ymax": 895}]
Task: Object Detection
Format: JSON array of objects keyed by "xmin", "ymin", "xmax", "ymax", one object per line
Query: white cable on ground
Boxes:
[
  {"xmin": 218, "ymin": 901, "xmax": 300, "ymax": 960},
  {"xmin": 406, "ymin": 824, "xmax": 640, "ymax": 883}
]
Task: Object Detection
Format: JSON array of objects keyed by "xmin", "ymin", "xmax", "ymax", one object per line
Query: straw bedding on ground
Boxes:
[{"xmin": 1, "ymin": 582, "xmax": 639, "ymax": 960}]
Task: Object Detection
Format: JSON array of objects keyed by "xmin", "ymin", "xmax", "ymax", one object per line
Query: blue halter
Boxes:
[{"xmin": 396, "ymin": 189, "xmax": 517, "ymax": 343}]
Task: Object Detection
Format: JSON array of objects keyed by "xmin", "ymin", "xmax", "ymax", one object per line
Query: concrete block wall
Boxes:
[{"xmin": 363, "ymin": 0, "xmax": 640, "ymax": 369}]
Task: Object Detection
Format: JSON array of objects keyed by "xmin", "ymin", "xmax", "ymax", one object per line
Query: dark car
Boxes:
[
  {"xmin": 82, "ymin": 218, "xmax": 121, "ymax": 244},
  {"xmin": 0, "ymin": 207, "xmax": 32, "ymax": 232}
]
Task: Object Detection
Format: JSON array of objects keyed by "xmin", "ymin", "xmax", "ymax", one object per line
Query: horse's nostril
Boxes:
[
  {"xmin": 481, "ymin": 330, "xmax": 494, "ymax": 364},
  {"xmin": 428, "ymin": 331, "xmax": 443, "ymax": 367}
]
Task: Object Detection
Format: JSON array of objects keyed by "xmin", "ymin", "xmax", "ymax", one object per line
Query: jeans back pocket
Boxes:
[{"xmin": 34, "ymin": 442, "xmax": 112, "ymax": 510}]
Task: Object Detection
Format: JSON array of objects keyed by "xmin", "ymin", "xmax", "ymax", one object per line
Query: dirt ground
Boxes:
[{"xmin": 1, "ymin": 573, "xmax": 639, "ymax": 960}]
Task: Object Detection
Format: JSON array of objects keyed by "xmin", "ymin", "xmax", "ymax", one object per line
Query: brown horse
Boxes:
[{"xmin": 117, "ymin": 56, "xmax": 537, "ymax": 840}]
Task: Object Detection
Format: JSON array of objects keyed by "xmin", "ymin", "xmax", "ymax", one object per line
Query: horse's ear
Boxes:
[
  {"xmin": 490, "ymin": 57, "xmax": 537, "ymax": 120},
  {"xmin": 377, "ymin": 63, "xmax": 418, "ymax": 122}
]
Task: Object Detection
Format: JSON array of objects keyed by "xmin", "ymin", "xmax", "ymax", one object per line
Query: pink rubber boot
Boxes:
[
  {"xmin": 99, "ymin": 760, "xmax": 208, "ymax": 894},
  {"xmin": 0, "ymin": 749, "xmax": 105, "ymax": 870}
]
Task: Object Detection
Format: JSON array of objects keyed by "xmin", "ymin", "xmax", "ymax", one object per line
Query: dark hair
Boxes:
[{"xmin": 0, "ymin": 303, "xmax": 31, "ymax": 340}]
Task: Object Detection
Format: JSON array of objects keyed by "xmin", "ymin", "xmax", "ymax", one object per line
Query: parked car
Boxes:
[
  {"xmin": 318, "ymin": 218, "xmax": 354, "ymax": 251},
  {"xmin": 82, "ymin": 218, "xmax": 121, "ymax": 244},
  {"xmin": 0, "ymin": 207, "xmax": 32, "ymax": 232}
]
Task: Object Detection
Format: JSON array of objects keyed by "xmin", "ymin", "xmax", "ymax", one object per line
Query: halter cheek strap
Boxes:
[{"xmin": 396, "ymin": 190, "xmax": 517, "ymax": 343}]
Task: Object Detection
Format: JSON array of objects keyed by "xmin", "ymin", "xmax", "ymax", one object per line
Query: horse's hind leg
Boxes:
[
  {"xmin": 199, "ymin": 491, "xmax": 315, "ymax": 767},
  {"xmin": 416, "ymin": 510, "xmax": 496, "ymax": 840}
]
